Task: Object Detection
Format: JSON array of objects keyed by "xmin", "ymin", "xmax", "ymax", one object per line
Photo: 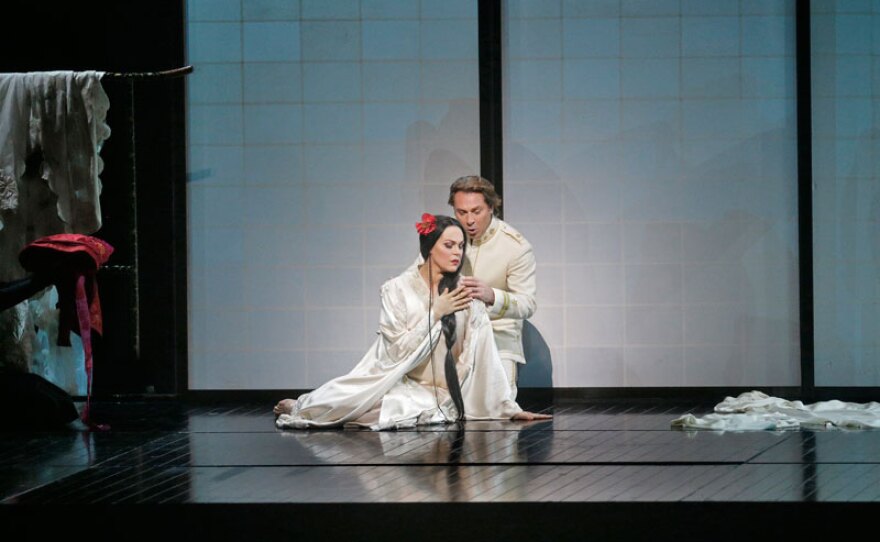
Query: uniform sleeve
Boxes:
[
  {"xmin": 487, "ymin": 243, "xmax": 537, "ymax": 321},
  {"xmin": 378, "ymin": 281, "xmax": 443, "ymax": 366}
]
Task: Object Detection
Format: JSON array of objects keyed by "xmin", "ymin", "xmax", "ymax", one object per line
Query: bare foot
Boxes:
[
  {"xmin": 273, "ymin": 398, "xmax": 296, "ymax": 416},
  {"xmin": 512, "ymin": 410, "xmax": 552, "ymax": 421}
]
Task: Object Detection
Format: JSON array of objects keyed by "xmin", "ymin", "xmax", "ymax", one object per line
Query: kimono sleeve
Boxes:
[{"xmin": 377, "ymin": 281, "xmax": 442, "ymax": 366}]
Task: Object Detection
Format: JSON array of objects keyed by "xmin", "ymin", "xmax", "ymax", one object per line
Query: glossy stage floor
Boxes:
[{"xmin": 2, "ymin": 396, "xmax": 879, "ymax": 540}]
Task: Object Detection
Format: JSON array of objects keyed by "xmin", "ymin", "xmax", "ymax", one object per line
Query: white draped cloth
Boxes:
[
  {"xmin": 0, "ymin": 71, "xmax": 110, "ymax": 233},
  {"xmin": 276, "ymin": 266, "xmax": 522, "ymax": 430},
  {"xmin": 671, "ymin": 391, "xmax": 880, "ymax": 430},
  {"xmin": 0, "ymin": 71, "xmax": 109, "ymax": 391}
]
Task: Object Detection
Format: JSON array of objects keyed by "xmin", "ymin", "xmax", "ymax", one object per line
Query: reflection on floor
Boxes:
[{"xmin": 2, "ymin": 399, "xmax": 879, "ymax": 539}]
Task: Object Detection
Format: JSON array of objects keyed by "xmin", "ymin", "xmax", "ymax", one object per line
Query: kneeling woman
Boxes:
[{"xmin": 275, "ymin": 214, "xmax": 550, "ymax": 430}]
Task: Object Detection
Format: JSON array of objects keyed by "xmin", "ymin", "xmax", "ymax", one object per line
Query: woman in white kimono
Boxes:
[{"xmin": 274, "ymin": 214, "xmax": 550, "ymax": 430}]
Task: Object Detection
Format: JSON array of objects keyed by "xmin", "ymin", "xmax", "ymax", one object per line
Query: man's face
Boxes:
[{"xmin": 452, "ymin": 191, "xmax": 493, "ymax": 240}]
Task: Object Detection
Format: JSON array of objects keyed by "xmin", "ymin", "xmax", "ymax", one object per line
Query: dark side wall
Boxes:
[{"xmin": 3, "ymin": 1, "xmax": 188, "ymax": 395}]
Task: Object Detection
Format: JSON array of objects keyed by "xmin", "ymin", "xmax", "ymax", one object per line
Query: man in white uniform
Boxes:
[{"xmin": 450, "ymin": 176, "xmax": 537, "ymax": 399}]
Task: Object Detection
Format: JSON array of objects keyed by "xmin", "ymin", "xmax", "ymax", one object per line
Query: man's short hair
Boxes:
[{"xmin": 448, "ymin": 176, "xmax": 502, "ymax": 215}]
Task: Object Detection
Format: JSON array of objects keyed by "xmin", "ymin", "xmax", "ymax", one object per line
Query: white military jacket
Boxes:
[{"xmin": 462, "ymin": 216, "xmax": 537, "ymax": 364}]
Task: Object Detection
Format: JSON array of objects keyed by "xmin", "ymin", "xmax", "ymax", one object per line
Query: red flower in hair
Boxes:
[{"xmin": 415, "ymin": 213, "xmax": 437, "ymax": 235}]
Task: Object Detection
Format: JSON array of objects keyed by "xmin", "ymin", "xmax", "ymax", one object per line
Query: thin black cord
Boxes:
[{"xmin": 426, "ymin": 263, "xmax": 452, "ymax": 424}]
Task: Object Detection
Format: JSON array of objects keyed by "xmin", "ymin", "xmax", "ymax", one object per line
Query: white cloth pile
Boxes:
[{"xmin": 671, "ymin": 391, "xmax": 880, "ymax": 430}]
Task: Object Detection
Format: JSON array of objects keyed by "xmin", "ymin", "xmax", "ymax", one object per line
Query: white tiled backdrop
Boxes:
[
  {"xmin": 186, "ymin": 0, "xmax": 810, "ymax": 390},
  {"xmin": 187, "ymin": 0, "xmax": 480, "ymax": 389},
  {"xmin": 812, "ymin": 0, "xmax": 880, "ymax": 386},
  {"xmin": 503, "ymin": 0, "xmax": 801, "ymax": 387}
]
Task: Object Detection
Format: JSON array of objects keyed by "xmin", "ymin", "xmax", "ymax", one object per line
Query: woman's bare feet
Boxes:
[
  {"xmin": 273, "ymin": 398, "xmax": 297, "ymax": 416},
  {"xmin": 512, "ymin": 410, "xmax": 552, "ymax": 421}
]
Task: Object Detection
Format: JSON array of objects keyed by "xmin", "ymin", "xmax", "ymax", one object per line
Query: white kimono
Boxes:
[{"xmin": 276, "ymin": 266, "xmax": 522, "ymax": 430}]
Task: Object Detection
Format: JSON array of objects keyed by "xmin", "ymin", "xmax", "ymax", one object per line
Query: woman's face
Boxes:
[{"xmin": 430, "ymin": 226, "xmax": 465, "ymax": 273}]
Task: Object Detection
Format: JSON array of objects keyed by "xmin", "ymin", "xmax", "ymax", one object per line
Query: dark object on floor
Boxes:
[
  {"xmin": 0, "ymin": 370, "xmax": 78, "ymax": 430},
  {"xmin": 0, "ymin": 274, "xmax": 52, "ymax": 312}
]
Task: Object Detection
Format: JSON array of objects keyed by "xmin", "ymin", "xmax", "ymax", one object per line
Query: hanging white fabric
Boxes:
[
  {"xmin": 0, "ymin": 70, "xmax": 110, "ymax": 393},
  {"xmin": 0, "ymin": 70, "xmax": 110, "ymax": 233}
]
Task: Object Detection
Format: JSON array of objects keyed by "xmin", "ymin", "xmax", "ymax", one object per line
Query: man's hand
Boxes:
[{"xmin": 460, "ymin": 276, "xmax": 495, "ymax": 305}]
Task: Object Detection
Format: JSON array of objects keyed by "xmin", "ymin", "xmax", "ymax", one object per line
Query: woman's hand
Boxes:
[
  {"xmin": 433, "ymin": 285, "xmax": 471, "ymax": 319},
  {"xmin": 512, "ymin": 411, "xmax": 553, "ymax": 421}
]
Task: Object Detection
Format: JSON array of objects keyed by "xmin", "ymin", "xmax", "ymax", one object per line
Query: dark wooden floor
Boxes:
[{"xmin": 2, "ymin": 398, "xmax": 879, "ymax": 540}]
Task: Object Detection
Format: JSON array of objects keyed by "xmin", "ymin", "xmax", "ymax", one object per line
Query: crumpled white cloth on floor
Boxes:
[{"xmin": 671, "ymin": 391, "xmax": 880, "ymax": 430}]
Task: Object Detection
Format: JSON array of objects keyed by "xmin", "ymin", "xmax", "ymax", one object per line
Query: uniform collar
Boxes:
[{"xmin": 470, "ymin": 216, "xmax": 500, "ymax": 247}]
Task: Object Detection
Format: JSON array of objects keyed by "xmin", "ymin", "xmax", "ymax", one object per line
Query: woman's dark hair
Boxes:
[{"xmin": 419, "ymin": 215, "xmax": 467, "ymax": 421}]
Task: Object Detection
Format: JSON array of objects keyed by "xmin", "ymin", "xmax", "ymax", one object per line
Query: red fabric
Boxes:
[
  {"xmin": 20, "ymin": 233, "xmax": 112, "ymax": 266},
  {"xmin": 19, "ymin": 234, "xmax": 113, "ymax": 429},
  {"xmin": 19, "ymin": 234, "xmax": 113, "ymax": 342}
]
